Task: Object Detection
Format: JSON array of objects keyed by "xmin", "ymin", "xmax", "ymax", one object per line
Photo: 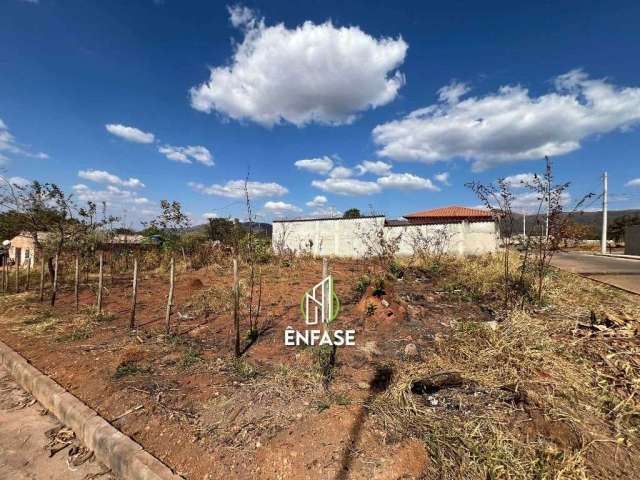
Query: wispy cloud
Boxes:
[
  {"xmin": 377, "ymin": 173, "xmax": 440, "ymax": 191},
  {"xmin": 158, "ymin": 145, "xmax": 214, "ymax": 166},
  {"xmin": 294, "ymin": 156, "xmax": 334, "ymax": 174},
  {"xmin": 0, "ymin": 117, "xmax": 48, "ymax": 162},
  {"xmin": 625, "ymin": 178, "xmax": 640, "ymax": 188},
  {"xmin": 433, "ymin": 172, "xmax": 451, "ymax": 185},
  {"xmin": 105, "ymin": 123, "xmax": 155, "ymax": 144},
  {"xmin": 78, "ymin": 169, "xmax": 145, "ymax": 188},
  {"xmin": 355, "ymin": 160, "xmax": 392, "ymax": 176},
  {"xmin": 263, "ymin": 201, "xmax": 301, "ymax": 215},
  {"xmin": 189, "ymin": 179, "xmax": 288, "ymax": 198},
  {"xmin": 306, "ymin": 195, "xmax": 328, "ymax": 208}
]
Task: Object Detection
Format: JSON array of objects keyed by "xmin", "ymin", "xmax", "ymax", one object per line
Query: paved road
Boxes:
[
  {"xmin": 551, "ymin": 252, "xmax": 640, "ymax": 294},
  {"xmin": 0, "ymin": 365, "xmax": 115, "ymax": 480}
]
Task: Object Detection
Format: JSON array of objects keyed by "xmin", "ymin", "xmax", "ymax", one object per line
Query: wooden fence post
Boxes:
[
  {"xmin": 1, "ymin": 257, "xmax": 5, "ymax": 294},
  {"xmin": 233, "ymin": 258, "xmax": 240, "ymax": 357},
  {"xmin": 14, "ymin": 260, "xmax": 19, "ymax": 293},
  {"xmin": 74, "ymin": 255, "xmax": 80, "ymax": 312},
  {"xmin": 130, "ymin": 258, "xmax": 138, "ymax": 330},
  {"xmin": 322, "ymin": 257, "xmax": 329, "ymax": 328},
  {"xmin": 25, "ymin": 259, "xmax": 31, "ymax": 291},
  {"xmin": 165, "ymin": 257, "xmax": 175, "ymax": 334},
  {"xmin": 39, "ymin": 255, "xmax": 45, "ymax": 302},
  {"xmin": 96, "ymin": 252, "xmax": 104, "ymax": 314},
  {"xmin": 50, "ymin": 254, "xmax": 58, "ymax": 306},
  {"xmin": 109, "ymin": 251, "xmax": 114, "ymax": 286}
]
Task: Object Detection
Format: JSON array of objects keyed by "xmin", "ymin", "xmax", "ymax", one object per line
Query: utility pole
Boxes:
[
  {"xmin": 522, "ymin": 212, "xmax": 526, "ymax": 237},
  {"xmin": 601, "ymin": 171, "xmax": 608, "ymax": 254}
]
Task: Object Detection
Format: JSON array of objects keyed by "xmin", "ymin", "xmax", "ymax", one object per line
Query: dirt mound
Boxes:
[
  {"xmin": 188, "ymin": 278, "xmax": 204, "ymax": 289},
  {"xmin": 117, "ymin": 345, "xmax": 148, "ymax": 365},
  {"xmin": 355, "ymin": 285, "xmax": 407, "ymax": 328}
]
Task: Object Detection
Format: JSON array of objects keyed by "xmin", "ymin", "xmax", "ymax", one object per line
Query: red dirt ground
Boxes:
[
  {"xmin": 0, "ymin": 258, "xmax": 461, "ymax": 479},
  {"xmin": 1, "ymin": 256, "xmax": 637, "ymax": 479}
]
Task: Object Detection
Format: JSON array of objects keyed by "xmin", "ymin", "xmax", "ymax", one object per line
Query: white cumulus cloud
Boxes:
[
  {"xmin": 503, "ymin": 172, "xmax": 536, "ymax": 188},
  {"xmin": 78, "ymin": 169, "xmax": 145, "ymax": 188},
  {"xmin": 105, "ymin": 124, "xmax": 155, "ymax": 144},
  {"xmin": 373, "ymin": 70, "xmax": 640, "ymax": 171},
  {"xmin": 625, "ymin": 178, "xmax": 640, "ymax": 188},
  {"xmin": 294, "ymin": 156, "xmax": 334, "ymax": 174},
  {"xmin": 306, "ymin": 195, "xmax": 328, "ymax": 208},
  {"xmin": 202, "ymin": 212, "xmax": 219, "ymax": 219},
  {"xmin": 7, "ymin": 176, "xmax": 30, "ymax": 187},
  {"xmin": 377, "ymin": 173, "xmax": 440, "ymax": 191},
  {"xmin": 263, "ymin": 201, "xmax": 302, "ymax": 215},
  {"xmin": 329, "ymin": 166, "xmax": 354, "ymax": 178},
  {"xmin": 312, "ymin": 178, "xmax": 381, "ymax": 196},
  {"xmin": 355, "ymin": 160, "xmax": 392, "ymax": 176},
  {"xmin": 158, "ymin": 145, "xmax": 214, "ymax": 166},
  {"xmin": 510, "ymin": 191, "xmax": 571, "ymax": 212},
  {"xmin": 73, "ymin": 184, "xmax": 150, "ymax": 205},
  {"xmin": 190, "ymin": 6, "xmax": 407, "ymax": 126},
  {"xmin": 189, "ymin": 179, "xmax": 288, "ymax": 198},
  {"xmin": 72, "ymin": 184, "xmax": 154, "ymax": 226}
]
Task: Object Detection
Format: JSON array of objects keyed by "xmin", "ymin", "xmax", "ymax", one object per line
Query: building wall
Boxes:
[
  {"xmin": 625, "ymin": 225, "xmax": 640, "ymax": 255},
  {"xmin": 386, "ymin": 221, "xmax": 499, "ymax": 256},
  {"xmin": 272, "ymin": 217, "xmax": 498, "ymax": 257},
  {"xmin": 8, "ymin": 235, "xmax": 38, "ymax": 267},
  {"xmin": 272, "ymin": 216, "xmax": 386, "ymax": 257}
]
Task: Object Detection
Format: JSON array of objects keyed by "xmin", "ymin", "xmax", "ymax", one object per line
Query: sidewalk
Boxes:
[{"xmin": 0, "ymin": 365, "xmax": 114, "ymax": 480}]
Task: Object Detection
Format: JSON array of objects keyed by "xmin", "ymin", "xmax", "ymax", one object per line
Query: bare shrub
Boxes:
[
  {"xmin": 409, "ymin": 226, "xmax": 455, "ymax": 271},
  {"xmin": 359, "ymin": 224, "xmax": 402, "ymax": 275},
  {"xmin": 467, "ymin": 157, "xmax": 593, "ymax": 308}
]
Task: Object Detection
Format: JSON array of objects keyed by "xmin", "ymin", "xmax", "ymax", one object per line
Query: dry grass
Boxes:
[
  {"xmin": 0, "ymin": 294, "xmax": 112, "ymax": 342},
  {"xmin": 369, "ymin": 253, "xmax": 640, "ymax": 479}
]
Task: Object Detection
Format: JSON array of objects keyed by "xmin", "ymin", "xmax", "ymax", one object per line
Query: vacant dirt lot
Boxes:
[{"xmin": 0, "ymin": 255, "xmax": 639, "ymax": 479}]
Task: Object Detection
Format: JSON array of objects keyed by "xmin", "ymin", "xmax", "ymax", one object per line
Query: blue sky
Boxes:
[{"xmin": 1, "ymin": 0, "xmax": 639, "ymax": 228}]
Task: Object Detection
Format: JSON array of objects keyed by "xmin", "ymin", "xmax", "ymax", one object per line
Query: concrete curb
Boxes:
[
  {"xmin": 0, "ymin": 339, "xmax": 182, "ymax": 480},
  {"xmin": 593, "ymin": 253, "xmax": 640, "ymax": 261}
]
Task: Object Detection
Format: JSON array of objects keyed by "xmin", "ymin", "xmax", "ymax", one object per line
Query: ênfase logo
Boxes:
[{"xmin": 284, "ymin": 275, "xmax": 355, "ymax": 346}]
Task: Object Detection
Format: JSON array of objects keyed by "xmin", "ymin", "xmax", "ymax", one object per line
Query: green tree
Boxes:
[
  {"xmin": 206, "ymin": 217, "xmax": 236, "ymax": 243},
  {"xmin": 343, "ymin": 208, "xmax": 361, "ymax": 219},
  {"xmin": 142, "ymin": 200, "xmax": 191, "ymax": 247}
]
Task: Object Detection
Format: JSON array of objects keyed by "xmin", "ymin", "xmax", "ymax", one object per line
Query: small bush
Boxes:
[
  {"xmin": 179, "ymin": 349, "xmax": 203, "ymax": 369},
  {"xmin": 232, "ymin": 358, "xmax": 259, "ymax": 379},
  {"xmin": 366, "ymin": 303, "xmax": 377, "ymax": 317},
  {"xmin": 113, "ymin": 361, "xmax": 148, "ymax": 379},
  {"xmin": 388, "ymin": 260, "xmax": 405, "ymax": 279},
  {"xmin": 56, "ymin": 328, "xmax": 91, "ymax": 343},
  {"xmin": 355, "ymin": 275, "xmax": 371, "ymax": 297},
  {"xmin": 372, "ymin": 277, "xmax": 385, "ymax": 297}
]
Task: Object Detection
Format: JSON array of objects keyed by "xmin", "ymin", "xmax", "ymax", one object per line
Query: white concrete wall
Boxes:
[
  {"xmin": 273, "ymin": 217, "xmax": 499, "ymax": 257},
  {"xmin": 272, "ymin": 216, "xmax": 386, "ymax": 257},
  {"xmin": 385, "ymin": 221, "xmax": 498, "ymax": 256}
]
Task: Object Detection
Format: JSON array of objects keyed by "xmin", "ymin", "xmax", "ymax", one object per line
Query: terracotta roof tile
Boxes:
[{"xmin": 403, "ymin": 205, "xmax": 492, "ymax": 219}]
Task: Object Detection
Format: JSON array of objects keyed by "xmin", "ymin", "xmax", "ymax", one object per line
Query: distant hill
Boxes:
[
  {"xmin": 185, "ymin": 221, "xmax": 272, "ymax": 237},
  {"xmin": 512, "ymin": 209, "xmax": 640, "ymax": 238}
]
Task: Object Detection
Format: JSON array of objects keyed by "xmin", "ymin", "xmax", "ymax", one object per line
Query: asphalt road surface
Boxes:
[
  {"xmin": 0, "ymin": 365, "xmax": 114, "ymax": 480},
  {"xmin": 551, "ymin": 252, "xmax": 640, "ymax": 294}
]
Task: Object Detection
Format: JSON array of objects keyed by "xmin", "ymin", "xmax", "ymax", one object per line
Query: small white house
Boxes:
[
  {"xmin": 272, "ymin": 206, "xmax": 499, "ymax": 258},
  {"xmin": 3, "ymin": 232, "xmax": 49, "ymax": 267}
]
